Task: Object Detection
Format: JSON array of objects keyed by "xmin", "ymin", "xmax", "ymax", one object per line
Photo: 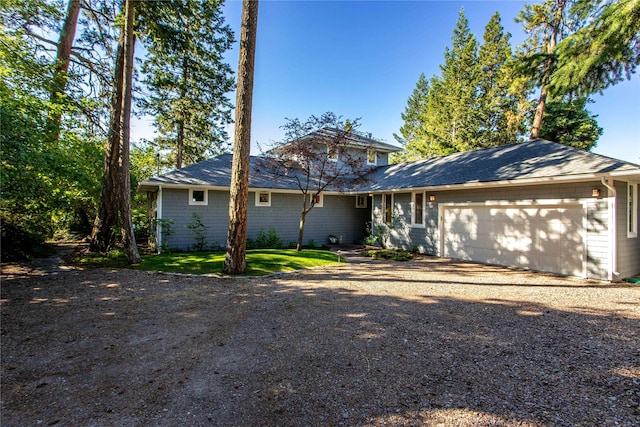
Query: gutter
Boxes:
[{"xmin": 600, "ymin": 176, "xmax": 617, "ymax": 281}]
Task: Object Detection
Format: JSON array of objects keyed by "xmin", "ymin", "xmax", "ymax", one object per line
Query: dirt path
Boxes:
[{"xmin": 1, "ymin": 257, "xmax": 639, "ymax": 426}]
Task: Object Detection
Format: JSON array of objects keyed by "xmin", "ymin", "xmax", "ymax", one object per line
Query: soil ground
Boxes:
[{"xmin": 1, "ymin": 249, "xmax": 639, "ymax": 426}]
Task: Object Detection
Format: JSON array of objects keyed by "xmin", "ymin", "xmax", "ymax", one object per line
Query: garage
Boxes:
[{"xmin": 441, "ymin": 204, "xmax": 585, "ymax": 277}]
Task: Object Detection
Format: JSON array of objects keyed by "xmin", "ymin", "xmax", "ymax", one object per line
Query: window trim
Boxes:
[
  {"xmin": 255, "ymin": 191, "xmax": 271, "ymax": 207},
  {"xmin": 326, "ymin": 144, "xmax": 338, "ymax": 162},
  {"xmin": 189, "ymin": 188, "xmax": 208, "ymax": 206},
  {"xmin": 310, "ymin": 192, "xmax": 324, "ymax": 208},
  {"xmin": 367, "ymin": 150, "xmax": 377, "ymax": 166},
  {"xmin": 356, "ymin": 194, "xmax": 367, "ymax": 208},
  {"xmin": 411, "ymin": 192, "xmax": 425, "ymax": 228},
  {"xmin": 628, "ymin": 182, "xmax": 637, "ymax": 238},
  {"xmin": 383, "ymin": 193, "xmax": 393, "ymax": 224}
]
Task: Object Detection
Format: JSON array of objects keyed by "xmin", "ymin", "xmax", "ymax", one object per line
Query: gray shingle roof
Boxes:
[
  {"xmin": 306, "ymin": 128, "xmax": 401, "ymax": 153},
  {"xmin": 139, "ymin": 139, "xmax": 640, "ymax": 192},
  {"xmin": 140, "ymin": 154, "xmax": 298, "ymax": 190},
  {"xmin": 360, "ymin": 139, "xmax": 640, "ymax": 191}
]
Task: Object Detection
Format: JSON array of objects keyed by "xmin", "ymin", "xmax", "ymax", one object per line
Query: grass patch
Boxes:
[
  {"xmin": 77, "ymin": 249, "xmax": 344, "ymax": 276},
  {"xmin": 363, "ymin": 249, "xmax": 413, "ymax": 261}
]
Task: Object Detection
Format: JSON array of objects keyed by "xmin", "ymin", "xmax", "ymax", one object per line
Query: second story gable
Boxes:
[{"xmin": 270, "ymin": 127, "xmax": 401, "ymax": 168}]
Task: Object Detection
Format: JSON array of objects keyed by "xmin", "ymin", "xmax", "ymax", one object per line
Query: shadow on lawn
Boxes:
[{"xmin": 1, "ymin": 266, "xmax": 638, "ymax": 426}]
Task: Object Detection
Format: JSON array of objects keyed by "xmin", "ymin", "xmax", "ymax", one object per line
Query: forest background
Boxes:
[{"xmin": 1, "ymin": 0, "xmax": 638, "ymax": 260}]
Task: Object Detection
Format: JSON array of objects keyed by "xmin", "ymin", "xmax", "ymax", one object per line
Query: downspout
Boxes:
[{"xmin": 600, "ymin": 177, "xmax": 617, "ymax": 281}]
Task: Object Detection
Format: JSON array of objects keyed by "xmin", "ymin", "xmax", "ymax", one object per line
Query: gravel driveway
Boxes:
[{"xmin": 1, "ymin": 255, "xmax": 639, "ymax": 426}]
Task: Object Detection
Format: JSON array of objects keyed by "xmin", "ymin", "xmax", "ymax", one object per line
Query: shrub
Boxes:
[
  {"xmin": 364, "ymin": 249, "xmax": 413, "ymax": 261},
  {"xmin": 253, "ymin": 228, "xmax": 283, "ymax": 249},
  {"xmin": 187, "ymin": 213, "xmax": 207, "ymax": 251}
]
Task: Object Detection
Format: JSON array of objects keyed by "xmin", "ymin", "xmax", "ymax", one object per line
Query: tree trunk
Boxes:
[
  {"xmin": 91, "ymin": 22, "xmax": 125, "ymax": 253},
  {"xmin": 119, "ymin": 0, "xmax": 140, "ymax": 264},
  {"xmin": 296, "ymin": 196, "xmax": 309, "ymax": 251},
  {"xmin": 46, "ymin": 0, "xmax": 81, "ymax": 144},
  {"xmin": 223, "ymin": 0, "xmax": 259, "ymax": 275},
  {"xmin": 176, "ymin": 119, "xmax": 184, "ymax": 169},
  {"xmin": 90, "ymin": 0, "xmax": 140, "ymax": 264},
  {"xmin": 176, "ymin": 54, "xmax": 189, "ymax": 169},
  {"xmin": 530, "ymin": 0, "xmax": 564, "ymax": 139}
]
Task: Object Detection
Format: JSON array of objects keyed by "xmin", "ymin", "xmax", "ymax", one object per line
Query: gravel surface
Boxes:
[{"xmin": 1, "ymin": 254, "xmax": 639, "ymax": 426}]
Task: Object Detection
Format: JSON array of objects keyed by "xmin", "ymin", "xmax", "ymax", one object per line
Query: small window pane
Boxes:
[
  {"xmin": 384, "ymin": 194, "xmax": 392, "ymax": 223},
  {"xmin": 414, "ymin": 193, "xmax": 423, "ymax": 225},
  {"xmin": 259, "ymin": 192, "xmax": 270, "ymax": 203},
  {"xmin": 367, "ymin": 150, "xmax": 376, "ymax": 164},
  {"xmin": 192, "ymin": 190, "xmax": 205, "ymax": 203}
]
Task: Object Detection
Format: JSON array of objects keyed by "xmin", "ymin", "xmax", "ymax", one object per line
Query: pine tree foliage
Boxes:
[
  {"xmin": 516, "ymin": 0, "xmax": 577, "ymax": 138},
  {"xmin": 539, "ymin": 97, "xmax": 603, "ymax": 150},
  {"xmin": 398, "ymin": 9, "xmax": 527, "ymax": 160},
  {"xmin": 431, "ymin": 9, "xmax": 480, "ymax": 154},
  {"xmin": 138, "ymin": 0, "xmax": 235, "ymax": 169},
  {"xmin": 550, "ymin": 0, "xmax": 640, "ymax": 96},
  {"xmin": 477, "ymin": 12, "xmax": 526, "ymax": 148},
  {"xmin": 394, "ymin": 73, "xmax": 429, "ymax": 161}
]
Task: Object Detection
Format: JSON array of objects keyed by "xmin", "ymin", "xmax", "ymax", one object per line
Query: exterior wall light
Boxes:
[
  {"xmin": 428, "ymin": 194, "xmax": 436, "ymax": 202},
  {"xmin": 592, "ymin": 188, "xmax": 601, "ymax": 198}
]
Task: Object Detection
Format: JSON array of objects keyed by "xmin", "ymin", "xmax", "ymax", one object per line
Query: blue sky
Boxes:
[{"xmin": 132, "ymin": 0, "xmax": 640, "ymax": 164}]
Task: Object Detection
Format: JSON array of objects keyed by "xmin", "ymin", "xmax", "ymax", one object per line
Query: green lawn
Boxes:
[{"xmin": 79, "ymin": 249, "xmax": 344, "ymax": 276}]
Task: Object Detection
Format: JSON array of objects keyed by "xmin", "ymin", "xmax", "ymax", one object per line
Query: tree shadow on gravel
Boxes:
[{"xmin": 1, "ymin": 266, "xmax": 639, "ymax": 426}]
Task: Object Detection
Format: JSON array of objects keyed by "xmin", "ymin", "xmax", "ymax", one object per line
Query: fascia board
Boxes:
[{"xmin": 350, "ymin": 173, "xmax": 622, "ymax": 195}]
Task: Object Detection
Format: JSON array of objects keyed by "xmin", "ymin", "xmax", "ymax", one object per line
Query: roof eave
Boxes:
[{"xmin": 359, "ymin": 172, "xmax": 639, "ymax": 194}]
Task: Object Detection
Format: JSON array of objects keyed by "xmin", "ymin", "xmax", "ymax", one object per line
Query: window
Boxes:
[
  {"xmin": 326, "ymin": 144, "xmax": 338, "ymax": 161},
  {"xmin": 367, "ymin": 150, "xmax": 377, "ymax": 165},
  {"xmin": 356, "ymin": 194, "xmax": 367, "ymax": 208},
  {"xmin": 629, "ymin": 183, "xmax": 637, "ymax": 237},
  {"xmin": 255, "ymin": 191, "xmax": 271, "ymax": 207},
  {"xmin": 383, "ymin": 193, "xmax": 393, "ymax": 224},
  {"xmin": 189, "ymin": 189, "xmax": 208, "ymax": 206},
  {"xmin": 412, "ymin": 192, "xmax": 424, "ymax": 227},
  {"xmin": 310, "ymin": 192, "xmax": 324, "ymax": 207}
]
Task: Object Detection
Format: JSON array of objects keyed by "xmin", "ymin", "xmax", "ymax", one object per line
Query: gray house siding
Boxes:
[
  {"xmin": 159, "ymin": 188, "xmax": 368, "ymax": 251},
  {"xmin": 372, "ymin": 181, "xmax": 612, "ymax": 279},
  {"xmin": 615, "ymin": 180, "xmax": 640, "ymax": 278},
  {"xmin": 160, "ymin": 189, "xmax": 230, "ymax": 250},
  {"xmin": 586, "ymin": 199, "xmax": 609, "ymax": 280}
]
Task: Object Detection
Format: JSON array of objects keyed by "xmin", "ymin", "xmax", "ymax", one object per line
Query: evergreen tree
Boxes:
[
  {"xmin": 515, "ymin": 0, "xmax": 577, "ymax": 138},
  {"xmin": 431, "ymin": 8, "xmax": 480, "ymax": 154},
  {"xmin": 224, "ymin": 0, "xmax": 259, "ymax": 275},
  {"xmin": 139, "ymin": 0, "xmax": 235, "ymax": 169},
  {"xmin": 397, "ymin": 9, "xmax": 486, "ymax": 159},
  {"xmin": 394, "ymin": 73, "xmax": 429, "ymax": 161},
  {"xmin": 539, "ymin": 97, "xmax": 602, "ymax": 150},
  {"xmin": 476, "ymin": 12, "xmax": 526, "ymax": 147},
  {"xmin": 550, "ymin": 0, "xmax": 640, "ymax": 96},
  {"xmin": 90, "ymin": 0, "xmax": 140, "ymax": 263}
]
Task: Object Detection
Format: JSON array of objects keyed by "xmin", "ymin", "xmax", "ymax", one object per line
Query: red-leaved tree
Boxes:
[{"xmin": 256, "ymin": 113, "xmax": 374, "ymax": 251}]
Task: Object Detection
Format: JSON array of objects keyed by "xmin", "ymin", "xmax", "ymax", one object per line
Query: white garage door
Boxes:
[{"xmin": 442, "ymin": 204, "xmax": 585, "ymax": 276}]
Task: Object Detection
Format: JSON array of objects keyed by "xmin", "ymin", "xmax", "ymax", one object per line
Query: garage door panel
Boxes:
[{"xmin": 443, "ymin": 205, "xmax": 584, "ymax": 276}]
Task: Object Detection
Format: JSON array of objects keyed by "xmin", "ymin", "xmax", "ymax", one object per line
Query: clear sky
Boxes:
[{"xmin": 132, "ymin": 0, "xmax": 640, "ymax": 164}]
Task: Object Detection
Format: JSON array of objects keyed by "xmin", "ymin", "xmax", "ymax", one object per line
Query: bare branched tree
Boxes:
[{"xmin": 256, "ymin": 113, "xmax": 374, "ymax": 251}]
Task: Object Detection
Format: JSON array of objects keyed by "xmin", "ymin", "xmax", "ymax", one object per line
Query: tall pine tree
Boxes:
[
  {"xmin": 432, "ymin": 8, "xmax": 479, "ymax": 154},
  {"xmin": 550, "ymin": 0, "xmax": 640, "ymax": 96},
  {"xmin": 476, "ymin": 12, "xmax": 526, "ymax": 148},
  {"xmin": 139, "ymin": 0, "xmax": 235, "ymax": 169},
  {"xmin": 516, "ymin": 0, "xmax": 575, "ymax": 139},
  {"xmin": 397, "ymin": 9, "xmax": 486, "ymax": 159},
  {"xmin": 394, "ymin": 73, "xmax": 429, "ymax": 161}
]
